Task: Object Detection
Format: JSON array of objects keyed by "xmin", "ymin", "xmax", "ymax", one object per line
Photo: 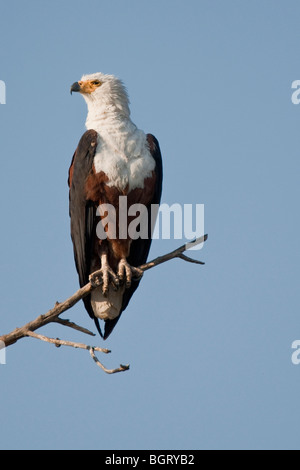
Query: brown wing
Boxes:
[{"xmin": 69, "ymin": 130, "xmax": 100, "ymax": 329}]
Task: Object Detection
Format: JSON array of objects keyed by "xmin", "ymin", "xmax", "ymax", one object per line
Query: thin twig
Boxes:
[
  {"xmin": 177, "ymin": 254, "xmax": 205, "ymax": 265},
  {"xmin": 89, "ymin": 347, "xmax": 130, "ymax": 374},
  {"xmin": 53, "ymin": 318, "xmax": 96, "ymax": 336},
  {"xmin": 25, "ymin": 330, "xmax": 110, "ymax": 354}
]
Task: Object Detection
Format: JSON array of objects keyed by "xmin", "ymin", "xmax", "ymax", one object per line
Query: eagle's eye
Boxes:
[{"xmin": 92, "ymin": 80, "xmax": 101, "ymax": 86}]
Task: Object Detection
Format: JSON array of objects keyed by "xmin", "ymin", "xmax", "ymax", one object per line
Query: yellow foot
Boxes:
[
  {"xmin": 117, "ymin": 259, "xmax": 143, "ymax": 288},
  {"xmin": 89, "ymin": 254, "xmax": 119, "ymax": 296}
]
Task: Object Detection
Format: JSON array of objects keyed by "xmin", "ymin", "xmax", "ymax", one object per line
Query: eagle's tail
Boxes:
[
  {"xmin": 94, "ymin": 318, "xmax": 104, "ymax": 338},
  {"xmin": 94, "ymin": 316, "xmax": 120, "ymax": 340}
]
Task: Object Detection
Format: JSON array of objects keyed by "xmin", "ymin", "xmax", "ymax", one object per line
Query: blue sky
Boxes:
[{"xmin": 1, "ymin": 0, "xmax": 300, "ymax": 450}]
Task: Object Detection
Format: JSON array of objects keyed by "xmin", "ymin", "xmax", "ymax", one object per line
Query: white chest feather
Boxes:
[
  {"xmin": 82, "ymin": 78, "xmax": 156, "ymax": 191},
  {"xmin": 93, "ymin": 126, "xmax": 155, "ymax": 191}
]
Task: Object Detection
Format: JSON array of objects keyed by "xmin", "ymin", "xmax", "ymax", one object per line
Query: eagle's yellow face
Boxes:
[
  {"xmin": 70, "ymin": 79, "xmax": 102, "ymax": 94},
  {"xmin": 70, "ymin": 72, "xmax": 131, "ymax": 118}
]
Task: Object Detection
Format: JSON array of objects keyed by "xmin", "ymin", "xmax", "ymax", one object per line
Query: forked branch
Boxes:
[{"xmin": 0, "ymin": 235, "xmax": 207, "ymax": 374}]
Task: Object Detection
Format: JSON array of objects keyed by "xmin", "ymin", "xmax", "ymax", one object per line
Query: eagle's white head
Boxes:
[{"xmin": 71, "ymin": 72, "xmax": 131, "ymax": 129}]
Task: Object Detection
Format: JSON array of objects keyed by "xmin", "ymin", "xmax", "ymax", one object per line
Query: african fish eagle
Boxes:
[{"xmin": 68, "ymin": 73, "xmax": 163, "ymax": 339}]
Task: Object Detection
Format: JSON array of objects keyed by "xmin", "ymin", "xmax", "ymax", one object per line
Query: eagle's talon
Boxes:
[
  {"xmin": 89, "ymin": 273, "xmax": 102, "ymax": 288},
  {"xmin": 131, "ymin": 266, "xmax": 144, "ymax": 279},
  {"xmin": 104, "ymin": 268, "xmax": 119, "ymax": 295},
  {"xmin": 118, "ymin": 259, "xmax": 144, "ymax": 289},
  {"xmin": 90, "ymin": 259, "xmax": 119, "ymax": 295}
]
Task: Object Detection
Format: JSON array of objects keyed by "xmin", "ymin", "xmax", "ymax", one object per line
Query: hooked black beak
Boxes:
[{"xmin": 70, "ymin": 82, "xmax": 81, "ymax": 95}]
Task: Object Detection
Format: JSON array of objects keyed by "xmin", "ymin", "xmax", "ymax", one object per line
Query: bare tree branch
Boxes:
[
  {"xmin": 26, "ymin": 331, "xmax": 128, "ymax": 375},
  {"xmin": 53, "ymin": 318, "xmax": 96, "ymax": 336},
  {"xmin": 25, "ymin": 330, "xmax": 110, "ymax": 354},
  {"xmin": 177, "ymin": 254, "xmax": 205, "ymax": 265},
  {"xmin": 138, "ymin": 234, "xmax": 208, "ymax": 272},
  {"xmin": 89, "ymin": 347, "xmax": 130, "ymax": 374},
  {"xmin": 0, "ymin": 283, "xmax": 93, "ymax": 348},
  {"xmin": 0, "ymin": 235, "xmax": 207, "ymax": 373}
]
